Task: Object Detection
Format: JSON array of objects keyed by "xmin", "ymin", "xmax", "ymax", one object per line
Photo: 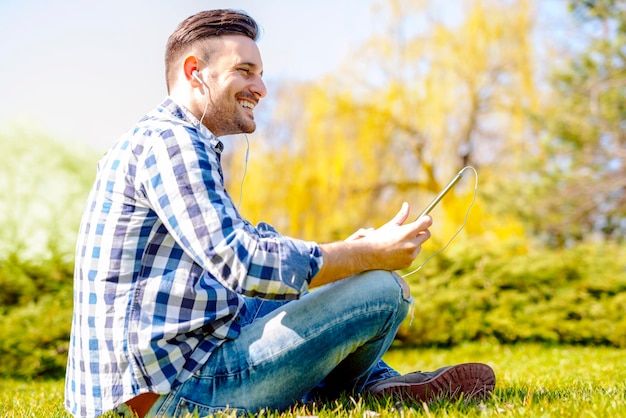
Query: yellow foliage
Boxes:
[{"xmin": 228, "ymin": 0, "xmax": 540, "ymax": 245}]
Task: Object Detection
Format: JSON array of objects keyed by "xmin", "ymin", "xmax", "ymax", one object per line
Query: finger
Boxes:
[
  {"xmin": 416, "ymin": 228, "xmax": 431, "ymax": 244},
  {"xmin": 412, "ymin": 215, "xmax": 433, "ymax": 231},
  {"xmin": 388, "ymin": 202, "xmax": 410, "ymax": 226}
]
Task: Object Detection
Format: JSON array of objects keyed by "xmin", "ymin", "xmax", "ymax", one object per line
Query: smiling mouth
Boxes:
[{"xmin": 238, "ymin": 99, "xmax": 255, "ymax": 110}]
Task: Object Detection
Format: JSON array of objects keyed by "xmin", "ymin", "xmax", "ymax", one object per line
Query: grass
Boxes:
[
  {"xmin": 0, "ymin": 378, "xmax": 67, "ymax": 418},
  {"xmin": 1, "ymin": 342, "xmax": 624, "ymax": 417}
]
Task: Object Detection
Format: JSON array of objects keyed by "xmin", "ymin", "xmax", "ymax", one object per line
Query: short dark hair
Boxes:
[{"xmin": 164, "ymin": 9, "xmax": 260, "ymax": 91}]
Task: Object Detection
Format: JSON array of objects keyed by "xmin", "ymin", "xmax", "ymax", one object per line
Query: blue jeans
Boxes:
[{"xmin": 148, "ymin": 270, "xmax": 410, "ymax": 416}]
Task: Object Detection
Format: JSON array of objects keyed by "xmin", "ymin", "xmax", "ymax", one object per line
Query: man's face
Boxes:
[{"xmin": 198, "ymin": 35, "xmax": 267, "ymax": 137}]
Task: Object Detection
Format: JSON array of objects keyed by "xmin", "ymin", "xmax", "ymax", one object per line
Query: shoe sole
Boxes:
[{"xmin": 372, "ymin": 363, "xmax": 495, "ymax": 403}]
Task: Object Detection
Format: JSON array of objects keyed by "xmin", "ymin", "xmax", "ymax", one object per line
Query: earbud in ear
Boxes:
[{"xmin": 192, "ymin": 70, "xmax": 202, "ymax": 83}]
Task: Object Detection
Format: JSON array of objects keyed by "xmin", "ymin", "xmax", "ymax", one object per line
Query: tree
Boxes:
[
  {"xmin": 0, "ymin": 130, "xmax": 97, "ymax": 261},
  {"xmin": 229, "ymin": 0, "xmax": 536, "ymax": 246},
  {"xmin": 511, "ymin": 0, "xmax": 626, "ymax": 245}
]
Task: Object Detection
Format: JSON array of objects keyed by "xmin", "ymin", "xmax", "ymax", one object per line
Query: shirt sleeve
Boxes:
[{"xmin": 137, "ymin": 124, "xmax": 323, "ymax": 299}]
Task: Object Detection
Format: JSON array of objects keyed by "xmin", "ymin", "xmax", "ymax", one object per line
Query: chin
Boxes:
[{"xmin": 241, "ymin": 121, "xmax": 256, "ymax": 134}]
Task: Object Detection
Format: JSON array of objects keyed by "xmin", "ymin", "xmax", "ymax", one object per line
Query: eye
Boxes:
[{"xmin": 238, "ymin": 67, "xmax": 251, "ymax": 76}]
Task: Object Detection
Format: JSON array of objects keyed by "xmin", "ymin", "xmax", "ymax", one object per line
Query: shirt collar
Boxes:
[{"xmin": 160, "ymin": 97, "xmax": 224, "ymax": 154}]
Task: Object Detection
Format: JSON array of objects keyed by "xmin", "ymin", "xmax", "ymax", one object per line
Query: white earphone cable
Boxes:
[
  {"xmin": 195, "ymin": 70, "xmax": 248, "ymax": 210},
  {"xmin": 401, "ymin": 165, "xmax": 478, "ymax": 278},
  {"xmin": 237, "ymin": 134, "xmax": 250, "ymax": 210}
]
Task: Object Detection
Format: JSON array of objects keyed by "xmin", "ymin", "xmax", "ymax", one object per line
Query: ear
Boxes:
[{"xmin": 183, "ymin": 56, "xmax": 201, "ymax": 87}]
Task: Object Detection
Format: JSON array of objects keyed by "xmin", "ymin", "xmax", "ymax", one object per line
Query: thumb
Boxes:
[{"xmin": 388, "ymin": 202, "xmax": 410, "ymax": 226}]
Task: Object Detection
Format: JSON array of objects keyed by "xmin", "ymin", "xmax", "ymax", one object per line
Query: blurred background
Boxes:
[{"xmin": 0, "ymin": 0, "xmax": 624, "ymax": 379}]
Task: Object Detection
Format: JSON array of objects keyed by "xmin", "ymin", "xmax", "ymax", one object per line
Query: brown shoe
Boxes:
[{"xmin": 366, "ymin": 363, "xmax": 495, "ymax": 403}]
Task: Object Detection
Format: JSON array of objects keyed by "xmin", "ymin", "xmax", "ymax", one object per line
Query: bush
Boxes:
[
  {"xmin": 1, "ymin": 240, "xmax": 625, "ymax": 378},
  {"xmin": 0, "ymin": 131, "xmax": 94, "ymax": 378},
  {"xmin": 0, "ymin": 288, "xmax": 72, "ymax": 379},
  {"xmin": 0, "ymin": 256, "xmax": 73, "ymax": 378},
  {"xmin": 399, "ymin": 241, "xmax": 626, "ymax": 348}
]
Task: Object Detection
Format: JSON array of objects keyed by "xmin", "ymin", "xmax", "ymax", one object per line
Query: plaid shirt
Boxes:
[{"xmin": 65, "ymin": 98, "xmax": 323, "ymax": 417}]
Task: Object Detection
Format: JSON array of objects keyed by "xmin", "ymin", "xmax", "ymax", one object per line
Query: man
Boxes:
[{"xmin": 65, "ymin": 9, "xmax": 495, "ymax": 418}]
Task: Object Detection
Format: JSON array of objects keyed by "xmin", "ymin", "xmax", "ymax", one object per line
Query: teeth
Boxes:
[{"xmin": 239, "ymin": 100, "xmax": 255, "ymax": 110}]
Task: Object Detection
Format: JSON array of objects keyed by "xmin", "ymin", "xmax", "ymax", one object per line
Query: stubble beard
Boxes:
[{"xmin": 204, "ymin": 96, "xmax": 256, "ymax": 136}]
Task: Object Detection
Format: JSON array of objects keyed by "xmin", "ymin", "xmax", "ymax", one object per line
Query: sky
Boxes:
[
  {"xmin": 0, "ymin": 0, "xmax": 377, "ymax": 150},
  {"xmin": 0, "ymin": 1, "xmax": 572, "ymax": 152}
]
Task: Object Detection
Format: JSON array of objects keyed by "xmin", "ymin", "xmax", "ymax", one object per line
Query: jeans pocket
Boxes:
[{"xmin": 173, "ymin": 397, "xmax": 248, "ymax": 417}]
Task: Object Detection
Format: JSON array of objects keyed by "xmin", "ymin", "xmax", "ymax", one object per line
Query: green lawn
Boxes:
[{"xmin": 1, "ymin": 343, "xmax": 624, "ymax": 417}]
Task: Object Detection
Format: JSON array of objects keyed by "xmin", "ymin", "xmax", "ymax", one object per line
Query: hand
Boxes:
[
  {"xmin": 358, "ymin": 202, "xmax": 432, "ymax": 272},
  {"xmin": 312, "ymin": 202, "xmax": 432, "ymax": 287}
]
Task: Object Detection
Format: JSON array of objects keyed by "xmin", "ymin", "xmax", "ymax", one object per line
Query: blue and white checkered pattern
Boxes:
[{"xmin": 65, "ymin": 98, "xmax": 323, "ymax": 417}]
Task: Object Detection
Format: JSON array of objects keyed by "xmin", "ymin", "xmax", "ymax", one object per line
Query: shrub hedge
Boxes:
[
  {"xmin": 0, "ymin": 241, "xmax": 624, "ymax": 378},
  {"xmin": 398, "ymin": 241, "xmax": 626, "ymax": 348},
  {"xmin": 0, "ymin": 257, "xmax": 72, "ymax": 378}
]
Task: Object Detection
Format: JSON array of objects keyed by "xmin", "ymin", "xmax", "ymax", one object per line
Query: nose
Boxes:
[{"xmin": 252, "ymin": 76, "xmax": 267, "ymax": 99}]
